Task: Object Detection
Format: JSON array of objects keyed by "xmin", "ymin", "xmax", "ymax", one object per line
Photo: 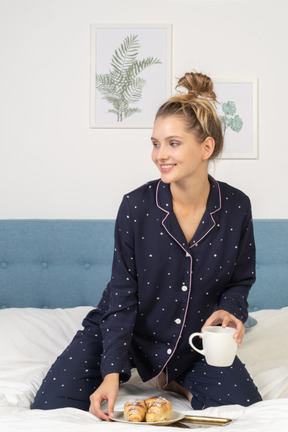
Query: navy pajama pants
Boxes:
[
  {"xmin": 176, "ymin": 356, "xmax": 261, "ymax": 409},
  {"xmin": 32, "ymin": 314, "xmax": 262, "ymax": 411}
]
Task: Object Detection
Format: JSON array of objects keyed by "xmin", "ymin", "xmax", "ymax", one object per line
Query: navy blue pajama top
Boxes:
[{"xmin": 95, "ymin": 175, "xmax": 256, "ymax": 384}]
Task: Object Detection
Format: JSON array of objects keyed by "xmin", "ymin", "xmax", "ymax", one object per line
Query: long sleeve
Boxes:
[
  {"xmin": 215, "ymin": 199, "xmax": 256, "ymax": 322},
  {"xmin": 95, "ymin": 177, "xmax": 257, "ymax": 384},
  {"xmin": 100, "ymin": 196, "xmax": 138, "ymax": 381}
]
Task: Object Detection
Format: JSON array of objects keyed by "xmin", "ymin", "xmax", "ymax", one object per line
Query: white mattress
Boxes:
[{"xmin": 1, "ymin": 306, "xmax": 288, "ymax": 431}]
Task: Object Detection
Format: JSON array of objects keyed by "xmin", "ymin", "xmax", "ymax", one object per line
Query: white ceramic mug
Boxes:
[{"xmin": 189, "ymin": 326, "xmax": 237, "ymax": 367}]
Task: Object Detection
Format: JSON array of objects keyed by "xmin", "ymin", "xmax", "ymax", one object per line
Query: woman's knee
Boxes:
[
  {"xmin": 32, "ymin": 328, "xmax": 103, "ymax": 410},
  {"xmin": 177, "ymin": 356, "xmax": 262, "ymax": 409}
]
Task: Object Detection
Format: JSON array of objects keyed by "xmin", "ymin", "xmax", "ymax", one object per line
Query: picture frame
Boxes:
[
  {"xmin": 90, "ymin": 24, "xmax": 172, "ymax": 129},
  {"xmin": 213, "ymin": 78, "xmax": 258, "ymax": 159}
]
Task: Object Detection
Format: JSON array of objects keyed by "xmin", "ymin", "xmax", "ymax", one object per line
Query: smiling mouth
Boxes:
[{"xmin": 160, "ymin": 164, "xmax": 176, "ymax": 169}]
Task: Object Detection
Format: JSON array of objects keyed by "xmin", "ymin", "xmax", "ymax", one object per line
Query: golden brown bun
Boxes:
[
  {"xmin": 124, "ymin": 399, "xmax": 146, "ymax": 422},
  {"xmin": 145, "ymin": 397, "xmax": 173, "ymax": 422}
]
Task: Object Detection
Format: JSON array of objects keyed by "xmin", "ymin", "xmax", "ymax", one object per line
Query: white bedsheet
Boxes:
[{"xmin": 1, "ymin": 307, "xmax": 288, "ymax": 431}]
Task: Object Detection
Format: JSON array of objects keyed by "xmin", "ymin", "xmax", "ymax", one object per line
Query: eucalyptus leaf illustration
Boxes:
[
  {"xmin": 96, "ymin": 34, "xmax": 161, "ymax": 122},
  {"xmin": 219, "ymin": 100, "xmax": 243, "ymax": 133}
]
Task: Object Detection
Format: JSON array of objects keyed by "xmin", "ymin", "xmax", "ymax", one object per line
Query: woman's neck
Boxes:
[
  {"xmin": 170, "ymin": 175, "xmax": 211, "ymax": 244},
  {"xmin": 170, "ymin": 174, "xmax": 210, "ymax": 210}
]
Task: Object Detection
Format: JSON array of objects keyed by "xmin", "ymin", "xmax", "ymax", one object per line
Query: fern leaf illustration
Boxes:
[
  {"xmin": 126, "ymin": 57, "xmax": 161, "ymax": 80},
  {"xmin": 111, "ymin": 35, "xmax": 140, "ymax": 74},
  {"xmin": 96, "ymin": 34, "xmax": 162, "ymax": 122},
  {"xmin": 123, "ymin": 107, "xmax": 141, "ymax": 119},
  {"xmin": 122, "ymin": 77, "xmax": 146, "ymax": 104}
]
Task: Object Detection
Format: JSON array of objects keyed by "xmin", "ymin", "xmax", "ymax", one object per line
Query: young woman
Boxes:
[{"xmin": 33, "ymin": 72, "xmax": 262, "ymax": 419}]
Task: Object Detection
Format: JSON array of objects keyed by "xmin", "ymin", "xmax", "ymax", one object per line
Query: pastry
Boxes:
[
  {"xmin": 124, "ymin": 398, "xmax": 146, "ymax": 422},
  {"xmin": 145, "ymin": 396, "xmax": 173, "ymax": 422}
]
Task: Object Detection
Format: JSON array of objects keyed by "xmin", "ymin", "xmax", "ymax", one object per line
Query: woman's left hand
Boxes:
[{"xmin": 202, "ymin": 310, "xmax": 245, "ymax": 347}]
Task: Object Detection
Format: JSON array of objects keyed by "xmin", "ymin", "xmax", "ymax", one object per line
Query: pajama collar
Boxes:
[{"xmin": 155, "ymin": 175, "xmax": 222, "ymax": 250}]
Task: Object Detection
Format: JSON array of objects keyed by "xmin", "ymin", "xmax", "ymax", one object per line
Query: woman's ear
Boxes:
[{"xmin": 202, "ymin": 137, "xmax": 215, "ymax": 160}]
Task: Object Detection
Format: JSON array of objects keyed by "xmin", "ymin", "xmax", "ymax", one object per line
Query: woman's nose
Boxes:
[{"xmin": 157, "ymin": 145, "xmax": 169, "ymax": 161}]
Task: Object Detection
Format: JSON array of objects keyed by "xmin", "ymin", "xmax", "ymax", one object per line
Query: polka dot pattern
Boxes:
[
  {"xmin": 177, "ymin": 356, "xmax": 262, "ymax": 409},
  {"xmin": 99, "ymin": 176, "xmax": 256, "ymax": 382},
  {"xmin": 33, "ymin": 176, "xmax": 259, "ymax": 411}
]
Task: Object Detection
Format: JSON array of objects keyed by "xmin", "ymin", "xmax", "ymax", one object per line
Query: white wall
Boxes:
[{"xmin": 0, "ymin": 0, "xmax": 287, "ymax": 219}]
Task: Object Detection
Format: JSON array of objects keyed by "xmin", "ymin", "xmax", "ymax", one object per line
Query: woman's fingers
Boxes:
[
  {"xmin": 203, "ymin": 310, "xmax": 245, "ymax": 346},
  {"xmin": 89, "ymin": 373, "xmax": 119, "ymax": 421}
]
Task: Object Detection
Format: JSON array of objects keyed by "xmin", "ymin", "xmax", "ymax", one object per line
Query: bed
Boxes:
[{"xmin": 1, "ymin": 219, "xmax": 288, "ymax": 431}]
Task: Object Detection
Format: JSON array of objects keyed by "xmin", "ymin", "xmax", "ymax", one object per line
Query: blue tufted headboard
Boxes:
[
  {"xmin": 0, "ymin": 219, "xmax": 287, "ymax": 310},
  {"xmin": 0, "ymin": 220, "xmax": 115, "ymax": 308},
  {"xmin": 248, "ymin": 219, "xmax": 288, "ymax": 311}
]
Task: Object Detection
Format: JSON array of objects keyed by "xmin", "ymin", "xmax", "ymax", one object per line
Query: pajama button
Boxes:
[
  {"xmin": 181, "ymin": 285, "xmax": 188, "ymax": 291},
  {"xmin": 167, "ymin": 349, "xmax": 172, "ymax": 354},
  {"xmin": 175, "ymin": 318, "xmax": 181, "ymax": 324}
]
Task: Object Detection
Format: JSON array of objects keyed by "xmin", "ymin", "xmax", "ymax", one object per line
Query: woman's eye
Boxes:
[
  {"xmin": 170, "ymin": 141, "xmax": 179, "ymax": 147},
  {"xmin": 152, "ymin": 141, "xmax": 159, "ymax": 147}
]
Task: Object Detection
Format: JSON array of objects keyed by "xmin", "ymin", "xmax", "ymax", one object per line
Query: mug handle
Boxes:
[{"xmin": 189, "ymin": 332, "xmax": 205, "ymax": 356}]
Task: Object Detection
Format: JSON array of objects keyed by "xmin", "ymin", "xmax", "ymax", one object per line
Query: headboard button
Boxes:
[
  {"xmin": 84, "ymin": 263, "xmax": 91, "ymax": 269},
  {"xmin": 42, "ymin": 262, "xmax": 48, "ymax": 268},
  {"xmin": 1, "ymin": 262, "xmax": 7, "ymax": 268}
]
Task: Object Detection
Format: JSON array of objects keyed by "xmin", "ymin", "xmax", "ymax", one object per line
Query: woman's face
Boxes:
[{"xmin": 151, "ymin": 115, "xmax": 212, "ymax": 185}]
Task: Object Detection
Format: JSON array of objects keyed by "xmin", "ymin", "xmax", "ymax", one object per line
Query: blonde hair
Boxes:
[{"xmin": 155, "ymin": 72, "xmax": 223, "ymax": 159}]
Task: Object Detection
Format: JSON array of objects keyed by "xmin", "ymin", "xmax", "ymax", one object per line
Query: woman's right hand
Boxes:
[{"xmin": 89, "ymin": 373, "xmax": 119, "ymax": 420}]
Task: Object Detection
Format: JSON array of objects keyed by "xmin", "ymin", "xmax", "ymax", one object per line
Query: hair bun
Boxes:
[
  {"xmin": 176, "ymin": 72, "xmax": 217, "ymax": 102},
  {"xmin": 155, "ymin": 70, "xmax": 223, "ymax": 160}
]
